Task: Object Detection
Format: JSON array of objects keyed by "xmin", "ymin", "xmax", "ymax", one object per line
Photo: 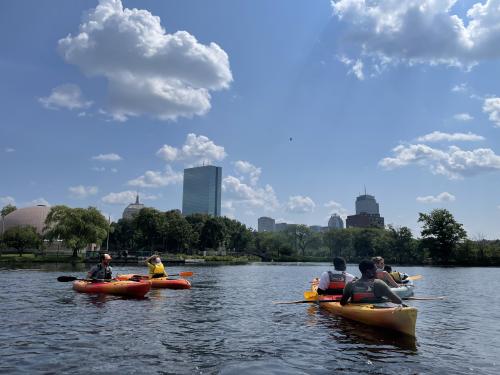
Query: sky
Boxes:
[{"xmin": 1, "ymin": 0, "xmax": 500, "ymax": 239}]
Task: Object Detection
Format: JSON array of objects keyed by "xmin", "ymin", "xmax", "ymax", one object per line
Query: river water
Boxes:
[{"xmin": 0, "ymin": 263, "xmax": 498, "ymax": 374}]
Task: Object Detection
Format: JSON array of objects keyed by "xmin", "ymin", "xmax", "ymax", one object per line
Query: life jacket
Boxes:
[
  {"xmin": 351, "ymin": 280, "xmax": 385, "ymax": 303},
  {"xmin": 149, "ymin": 262, "xmax": 166, "ymax": 277},
  {"xmin": 390, "ymin": 271, "xmax": 409, "ymax": 284},
  {"xmin": 324, "ymin": 271, "xmax": 346, "ymax": 295},
  {"xmin": 93, "ymin": 264, "xmax": 112, "ymax": 280}
]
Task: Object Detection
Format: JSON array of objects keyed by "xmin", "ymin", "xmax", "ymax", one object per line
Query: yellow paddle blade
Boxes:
[
  {"xmin": 408, "ymin": 275, "xmax": 423, "ymax": 281},
  {"xmin": 303, "ymin": 291, "xmax": 318, "ymax": 300}
]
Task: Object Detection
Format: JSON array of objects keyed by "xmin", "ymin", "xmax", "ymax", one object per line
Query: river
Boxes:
[{"xmin": 0, "ymin": 263, "xmax": 498, "ymax": 374}]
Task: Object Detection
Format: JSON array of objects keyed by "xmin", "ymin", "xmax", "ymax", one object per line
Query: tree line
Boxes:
[{"xmin": 1, "ymin": 203, "xmax": 500, "ymax": 265}]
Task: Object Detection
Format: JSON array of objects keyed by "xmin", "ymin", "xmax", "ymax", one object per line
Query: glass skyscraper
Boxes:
[{"xmin": 182, "ymin": 165, "xmax": 222, "ymax": 216}]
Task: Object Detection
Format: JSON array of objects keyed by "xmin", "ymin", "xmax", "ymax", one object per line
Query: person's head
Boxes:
[
  {"xmin": 333, "ymin": 257, "xmax": 346, "ymax": 271},
  {"xmin": 359, "ymin": 260, "xmax": 377, "ymax": 279},
  {"xmin": 154, "ymin": 256, "xmax": 161, "ymax": 264},
  {"xmin": 372, "ymin": 256, "xmax": 384, "ymax": 270},
  {"xmin": 384, "ymin": 265, "xmax": 392, "ymax": 273},
  {"xmin": 100, "ymin": 253, "xmax": 112, "ymax": 265}
]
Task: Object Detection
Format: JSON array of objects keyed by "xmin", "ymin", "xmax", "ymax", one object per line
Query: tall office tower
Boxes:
[
  {"xmin": 328, "ymin": 213, "xmax": 344, "ymax": 229},
  {"xmin": 182, "ymin": 165, "xmax": 222, "ymax": 216},
  {"xmin": 258, "ymin": 216, "xmax": 275, "ymax": 232},
  {"xmin": 347, "ymin": 193, "xmax": 384, "ymax": 229}
]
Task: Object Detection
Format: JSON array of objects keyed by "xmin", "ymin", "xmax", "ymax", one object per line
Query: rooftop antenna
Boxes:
[
  {"xmin": 364, "ymin": 185, "xmax": 367, "ymax": 196},
  {"xmin": 135, "ymin": 191, "xmax": 139, "ymax": 204}
]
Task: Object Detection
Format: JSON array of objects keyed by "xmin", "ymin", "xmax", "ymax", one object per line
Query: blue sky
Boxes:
[{"xmin": 2, "ymin": 0, "xmax": 500, "ymax": 239}]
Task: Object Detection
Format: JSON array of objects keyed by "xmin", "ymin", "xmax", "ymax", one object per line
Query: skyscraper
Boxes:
[
  {"xmin": 258, "ymin": 216, "xmax": 275, "ymax": 232},
  {"xmin": 346, "ymin": 193, "xmax": 384, "ymax": 229},
  {"xmin": 182, "ymin": 165, "xmax": 222, "ymax": 216}
]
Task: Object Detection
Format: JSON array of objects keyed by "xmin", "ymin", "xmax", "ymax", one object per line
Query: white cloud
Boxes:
[
  {"xmin": 101, "ymin": 190, "xmax": 158, "ymax": 205},
  {"xmin": 453, "ymin": 113, "xmax": 474, "ymax": 122},
  {"xmin": 91, "ymin": 166, "xmax": 106, "ymax": 172},
  {"xmin": 39, "ymin": 84, "xmax": 92, "ymax": 110},
  {"xmin": 417, "ymin": 192, "xmax": 456, "ymax": 204},
  {"xmin": 156, "ymin": 133, "xmax": 226, "ymax": 165},
  {"xmin": 111, "ymin": 168, "xmax": 118, "ymax": 173},
  {"xmin": 324, "ymin": 200, "xmax": 349, "ymax": 218},
  {"xmin": 5, "ymin": 148, "xmax": 15, "ymax": 153},
  {"xmin": 30, "ymin": 198, "xmax": 50, "ymax": 206},
  {"xmin": 416, "ymin": 131, "xmax": 484, "ymax": 143},
  {"xmin": 58, "ymin": 0, "xmax": 232, "ymax": 121},
  {"xmin": 69, "ymin": 185, "xmax": 99, "ymax": 199},
  {"xmin": 128, "ymin": 166, "xmax": 182, "ymax": 188},
  {"xmin": 331, "ymin": 0, "xmax": 500, "ymax": 76},
  {"xmin": 286, "ymin": 195, "xmax": 316, "ymax": 214},
  {"xmin": 222, "ymin": 175, "xmax": 279, "ymax": 211},
  {"xmin": 483, "ymin": 97, "xmax": 500, "ymax": 127},
  {"xmin": 379, "ymin": 144, "xmax": 500, "ymax": 179},
  {"xmin": 234, "ymin": 160, "xmax": 261, "ymax": 185},
  {"xmin": 0, "ymin": 196, "xmax": 16, "ymax": 206},
  {"xmin": 92, "ymin": 153, "xmax": 122, "ymax": 161},
  {"xmin": 339, "ymin": 56, "xmax": 365, "ymax": 80},
  {"xmin": 452, "ymin": 83, "xmax": 468, "ymax": 93}
]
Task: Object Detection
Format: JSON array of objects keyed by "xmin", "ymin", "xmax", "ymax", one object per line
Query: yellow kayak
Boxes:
[{"xmin": 306, "ymin": 283, "xmax": 417, "ymax": 337}]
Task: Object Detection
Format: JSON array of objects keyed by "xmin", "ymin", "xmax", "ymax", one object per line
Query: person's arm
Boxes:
[
  {"xmin": 317, "ymin": 272, "xmax": 329, "ymax": 295},
  {"xmin": 383, "ymin": 271, "xmax": 400, "ymax": 287},
  {"xmin": 144, "ymin": 254, "xmax": 156, "ymax": 265},
  {"xmin": 374, "ymin": 280, "xmax": 403, "ymax": 304},
  {"xmin": 340, "ymin": 282, "xmax": 353, "ymax": 306},
  {"xmin": 87, "ymin": 265, "xmax": 97, "ymax": 279}
]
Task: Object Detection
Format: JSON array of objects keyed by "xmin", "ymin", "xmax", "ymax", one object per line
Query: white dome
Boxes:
[{"xmin": 2, "ymin": 205, "xmax": 50, "ymax": 234}]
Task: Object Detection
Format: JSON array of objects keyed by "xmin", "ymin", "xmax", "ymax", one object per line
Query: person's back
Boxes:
[
  {"xmin": 146, "ymin": 254, "xmax": 167, "ymax": 278},
  {"xmin": 317, "ymin": 257, "xmax": 355, "ymax": 295}
]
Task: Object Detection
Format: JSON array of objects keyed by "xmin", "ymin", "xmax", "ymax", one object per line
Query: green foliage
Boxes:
[
  {"xmin": 418, "ymin": 209, "xmax": 467, "ymax": 264},
  {"xmin": 3, "ymin": 226, "xmax": 41, "ymax": 256},
  {"xmin": 44, "ymin": 205, "xmax": 109, "ymax": 257},
  {"xmin": 1, "ymin": 204, "xmax": 17, "ymax": 218}
]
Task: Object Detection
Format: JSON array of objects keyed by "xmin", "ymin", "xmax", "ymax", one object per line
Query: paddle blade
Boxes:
[
  {"xmin": 408, "ymin": 275, "xmax": 423, "ymax": 281},
  {"xmin": 303, "ymin": 291, "xmax": 318, "ymax": 300},
  {"xmin": 178, "ymin": 271, "xmax": 194, "ymax": 277},
  {"xmin": 57, "ymin": 276, "xmax": 77, "ymax": 282}
]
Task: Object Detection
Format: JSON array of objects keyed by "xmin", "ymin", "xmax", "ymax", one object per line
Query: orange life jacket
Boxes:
[
  {"xmin": 324, "ymin": 271, "xmax": 346, "ymax": 295},
  {"xmin": 351, "ymin": 280, "xmax": 384, "ymax": 303}
]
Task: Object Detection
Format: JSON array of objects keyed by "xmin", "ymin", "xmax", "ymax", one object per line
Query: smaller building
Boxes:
[
  {"xmin": 309, "ymin": 225, "xmax": 328, "ymax": 233},
  {"xmin": 122, "ymin": 194, "xmax": 144, "ymax": 220},
  {"xmin": 258, "ymin": 216, "xmax": 275, "ymax": 232},
  {"xmin": 328, "ymin": 214, "xmax": 344, "ymax": 229},
  {"xmin": 346, "ymin": 213, "xmax": 384, "ymax": 229},
  {"xmin": 275, "ymin": 222, "xmax": 289, "ymax": 232}
]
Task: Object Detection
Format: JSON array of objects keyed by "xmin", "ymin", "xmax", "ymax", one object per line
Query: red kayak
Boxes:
[
  {"xmin": 117, "ymin": 274, "xmax": 192, "ymax": 289},
  {"xmin": 72, "ymin": 279, "xmax": 151, "ymax": 298}
]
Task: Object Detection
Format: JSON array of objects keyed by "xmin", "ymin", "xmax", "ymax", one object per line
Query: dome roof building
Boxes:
[
  {"xmin": 328, "ymin": 214, "xmax": 344, "ymax": 229},
  {"xmin": 122, "ymin": 194, "xmax": 145, "ymax": 220},
  {"xmin": 1, "ymin": 205, "xmax": 51, "ymax": 235}
]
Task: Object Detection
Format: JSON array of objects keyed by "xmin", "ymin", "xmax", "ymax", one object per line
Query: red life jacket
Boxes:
[
  {"xmin": 325, "ymin": 271, "xmax": 346, "ymax": 295},
  {"xmin": 351, "ymin": 280, "xmax": 384, "ymax": 303}
]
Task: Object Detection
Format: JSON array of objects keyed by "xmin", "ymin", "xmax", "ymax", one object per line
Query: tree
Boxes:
[
  {"xmin": 164, "ymin": 210, "xmax": 196, "ymax": 252},
  {"xmin": 418, "ymin": 209, "xmax": 467, "ymax": 264},
  {"xmin": 323, "ymin": 229, "xmax": 351, "ymax": 258},
  {"xmin": 295, "ymin": 225, "xmax": 313, "ymax": 256},
  {"xmin": 133, "ymin": 208, "xmax": 166, "ymax": 251},
  {"xmin": 44, "ymin": 206, "xmax": 109, "ymax": 258},
  {"xmin": 200, "ymin": 217, "xmax": 225, "ymax": 250},
  {"xmin": 1, "ymin": 204, "xmax": 16, "ymax": 218},
  {"xmin": 3, "ymin": 226, "xmax": 41, "ymax": 256}
]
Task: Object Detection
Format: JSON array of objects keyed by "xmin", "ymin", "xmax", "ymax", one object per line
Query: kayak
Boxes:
[
  {"xmin": 116, "ymin": 274, "xmax": 192, "ymax": 289},
  {"xmin": 307, "ymin": 283, "xmax": 417, "ymax": 337},
  {"xmin": 72, "ymin": 279, "xmax": 151, "ymax": 298},
  {"xmin": 391, "ymin": 281, "xmax": 415, "ymax": 299}
]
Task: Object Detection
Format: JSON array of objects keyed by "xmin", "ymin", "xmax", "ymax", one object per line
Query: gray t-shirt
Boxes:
[{"xmin": 88, "ymin": 264, "xmax": 112, "ymax": 280}]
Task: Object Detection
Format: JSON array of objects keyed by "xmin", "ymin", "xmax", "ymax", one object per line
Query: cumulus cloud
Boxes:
[
  {"xmin": 92, "ymin": 153, "xmax": 122, "ymax": 161},
  {"xmin": 0, "ymin": 196, "xmax": 16, "ymax": 206},
  {"xmin": 452, "ymin": 83, "xmax": 468, "ymax": 93},
  {"xmin": 379, "ymin": 144, "xmax": 500, "ymax": 179},
  {"xmin": 339, "ymin": 56, "xmax": 365, "ymax": 80},
  {"xmin": 453, "ymin": 113, "xmax": 474, "ymax": 121},
  {"xmin": 30, "ymin": 198, "xmax": 50, "ymax": 206},
  {"xmin": 222, "ymin": 175, "xmax": 279, "ymax": 211},
  {"xmin": 39, "ymin": 84, "xmax": 92, "ymax": 110},
  {"xmin": 234, "ymin": 160, "xmax": 261, "ymax": 185},
  {"xmin": 69, "ymin": 185, "xmax": 99, "ymax": 199},
  {"xmin": 331, "ymin": 0, "xmax": 500, "ymax": 76},
  {"xmin": 128, "ymin": 166, "xmax": 182, "ymax": 188},
  {"xmin": 101, "ymin": 190, "xmax": 158, "ymax": 204},
  {"xmin": 483, "ymin": 97, "xmax": 500, "ymax": 127},
  {"xmin": 416, "ymin": 131, "xmax": 484, "ymax": 142},
  {"xmin": 324, "ymin": 200, "xmax": 349, "ymax": 217},
  {"xmin": 58, "ymin": 0, "xmax": 232, "ymax": 121},
  {"xmin": 416, "ymin": 192, "xmax": 456, "ymax": 204},
  {"xmin": 286, "ymin": 195, "xmax": 316, "ymax": 214},
  {"xmin": 156, "ymin": 133, "xmax": 226, "ymax": 165}
]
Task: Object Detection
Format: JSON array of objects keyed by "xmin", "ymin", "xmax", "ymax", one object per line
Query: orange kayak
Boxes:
[
  {"xmin": 117, "ymin": 274, "xmax": 191, "ymax": 289},
  {"xmin": 72, "ymin": 279, "xmax": 151, "ymax": 298}
]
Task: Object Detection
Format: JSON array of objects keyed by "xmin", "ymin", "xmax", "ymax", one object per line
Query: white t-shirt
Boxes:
[{"xmin": 318, "ymin": 269, "xmax": 355, "ymax": 291}]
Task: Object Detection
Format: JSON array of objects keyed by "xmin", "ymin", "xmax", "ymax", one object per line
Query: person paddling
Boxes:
[
  {"xmin": 317, "ymin": 257, "xmax": 356, "ymax": 296},
  {"xmin": 371, "ymin": 256, "xmax": 400, "ymax": 288},
  {"xmin": 384, "ymin": 265, "xmax": 410, "ymax": 285},
  {"xmin": 145, "ymin": 254, "xmax": 167, "ymax": 279},
  {"xmin": 87, "ymin": 253, "xmax": 113, "ymax": 280},
  {"xmin": 340, "ymin": 260, "xmax": 406, "ymax": 306}
]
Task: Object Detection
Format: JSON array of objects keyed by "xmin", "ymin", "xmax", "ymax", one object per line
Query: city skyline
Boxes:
[{"xmin": 2, "ymin": 1, "xmax": 500, "ymax": 239}]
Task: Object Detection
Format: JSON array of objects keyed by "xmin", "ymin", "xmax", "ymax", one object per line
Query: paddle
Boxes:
[
  {"xmin": 407, "ymin": 275, "xmax": 423, "ymax": 281},
  {"xmin": 127, "ymin": 271, "xmax": 194, "ymax": 280},
  {"xmin": 57, "ymin": 276, "xmax": 110, "ymax": 283},
  {"xmin": 404, "ymin": 296, "xmax": 445, "ymax": 301},
  {"xmin": 273, "ymin": 299, "xmax": 338, "ymax": 305}
]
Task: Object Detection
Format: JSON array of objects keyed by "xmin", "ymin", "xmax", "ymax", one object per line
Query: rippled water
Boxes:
[{"xmin": 0, "ymin": 263, "xmax": 498, "ymax": 374}]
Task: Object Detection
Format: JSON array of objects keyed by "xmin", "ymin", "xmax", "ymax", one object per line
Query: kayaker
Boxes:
[
  {"xmin": 317, "ymin": 257, "xmax": 356, "ymax": 295},
  {"xmin": 340, "ymin": 260, "xmax": 406, "ymax": 306},
  {"xmin": 384, "ymin": 265, "xmax": 410, "ymax": 284},
  {"xmin": 145, "ymin": 254, "xmax": 167, "ymax": 278},
  {"xmin": 87, "ymin": 253, "xmax": 113, "ymax": 280},
  {"xmin": 372, "ymin": 256, "xmax": 400, "ymax": 288}
]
